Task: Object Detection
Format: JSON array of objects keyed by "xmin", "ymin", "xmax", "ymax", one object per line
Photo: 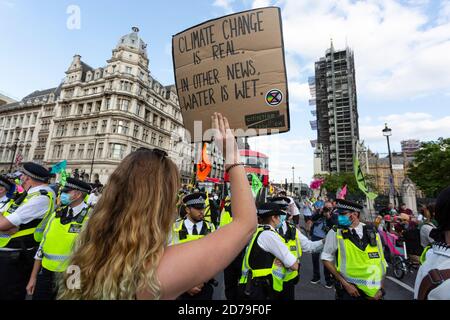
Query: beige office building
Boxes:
[{"xmin": 0, "ymin": 28, "xmax": 224, "ymax": 184}]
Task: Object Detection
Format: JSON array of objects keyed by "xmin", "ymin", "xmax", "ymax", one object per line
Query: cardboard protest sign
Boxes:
[{"xmin": 172, "ymin": 7, "xmax": 290, "ymax": 142}]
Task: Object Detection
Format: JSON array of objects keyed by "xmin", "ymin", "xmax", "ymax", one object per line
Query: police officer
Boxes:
[
  {"xmin": 169, "ymin": 192, "xmax": 217, "ymax": 300},
  {"xmin": 321, "ymin": 199, "xmax": 387, "ymax": 300},
  {"xmin": 268, "ymin": 196, "xmax": 324, "ymax": 300},
  {"xmin": 0, "ymin": 162, "xmax": 55, "ymax": 300},
  {"xmin": 414, "ymin": 186, "xmax": 450, "ymax": 300},
  {"xmin": 219, "ymin": 195, "xmax": 246, "ymax": 300},
  {"xmin": 26, "ymin": 177, "xmax": 92, "ymax": 300},
  {"xmin": 238, "ymin": 202, "xmax": 299, "ymax": 300},
  {"xmin": 0, "ymin": 175, "xmax": 15, "ymax": 211}
]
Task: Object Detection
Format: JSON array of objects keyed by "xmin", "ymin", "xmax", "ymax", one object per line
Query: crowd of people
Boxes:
[{"xmin": 0, "ymin": 113, "xmax": 449, "ymax": 301}]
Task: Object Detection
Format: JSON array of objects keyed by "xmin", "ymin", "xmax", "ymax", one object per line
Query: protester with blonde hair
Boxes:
[{"xmin": 58, "ymin": 113, "xmax": 257, "ymax": 300}]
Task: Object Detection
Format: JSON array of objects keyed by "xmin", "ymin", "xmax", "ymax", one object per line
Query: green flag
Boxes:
[
  {"xmin": 354, "ymin": 157, "xmax": 377, "ymax": 200},
  {"xmin": 60, "ymin": 170, "xmax": 69, "ymax": 187},
  {"xmin": 251, "ymin": 173, "xmax": 263, "ymax": 197}
]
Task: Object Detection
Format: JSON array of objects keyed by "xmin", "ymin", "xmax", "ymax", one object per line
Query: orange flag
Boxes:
[{"xmin": 197, "ymin": 143, "xmax": 211, "ymax": 182}]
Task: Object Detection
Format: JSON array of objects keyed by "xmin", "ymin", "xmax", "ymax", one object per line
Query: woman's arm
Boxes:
[{"xmin": 138, "ymin": 113, "xmax": 257, "ymax": 300}]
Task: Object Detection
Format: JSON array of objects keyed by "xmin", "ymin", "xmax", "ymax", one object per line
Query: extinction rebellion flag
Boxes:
[{"xmin": 354, "ymin": 157, "xmax": 377, "ymax": 200}]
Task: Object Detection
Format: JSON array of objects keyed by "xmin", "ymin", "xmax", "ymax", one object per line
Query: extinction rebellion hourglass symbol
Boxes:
[{"xmin": 265, "ymin": 89, "xmax": 283, "ymax": 106}]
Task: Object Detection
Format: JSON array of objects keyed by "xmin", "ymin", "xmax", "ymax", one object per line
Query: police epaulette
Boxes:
[
  {"xmin": 263, "ymin": 225, "xmax": 271, "ymax": 231},
  {"xmin": 332, "ymin": 225, "xmax": 338, "ymax": 232},
  {"xmin": 39, "ymin": 190, "xmax": 48, "ymax": 196}
]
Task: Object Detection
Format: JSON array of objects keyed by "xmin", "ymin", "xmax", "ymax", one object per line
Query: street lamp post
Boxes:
[
  {"xmin": 382, "ymin": 123, "xmax": 398, "ymax": 208},
  {"xmin": 291, "ymin": 166, "xmax": 295, "ymax": 195},
  {"xmin": 89, "ymin": 135, "xmax": 101, "ymax": 183},
  {"xmin": 298, "ymin": 177, "xmax": 302, "ymax": 197},
  {"xmin": 9, "ymin": 138, "xmax": 20, "ymax": 173}
]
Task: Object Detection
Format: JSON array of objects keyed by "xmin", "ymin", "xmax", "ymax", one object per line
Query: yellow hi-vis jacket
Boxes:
[
  {"xmin": 41, "ymin": 205, "xmax": 91, "ymax": 272},
  {"xmin": 170, "ymin": 218, "xmax": 215, "ymax": 245},
  {"xmin": 219, "ymin": 200, "xmax": 232, "ymax": 228},
  {"xmin": 278, "ymin": 222, "xmax": 302, "ymax": 283},
  {"xmin": 239, "ymin": 226, "xmax": 286, "ymax": 293},
  {"xmin": 0, "ymin": 190, "xmax": 54, "ymax": 247},
  {"xmin": 336, "ymin": 227, "xmax": 387, "ymax": 297}
]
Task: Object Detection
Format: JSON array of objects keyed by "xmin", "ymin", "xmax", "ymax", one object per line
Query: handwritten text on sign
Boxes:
[{"xmin": 172, "ymin": 7, "xmax": 289, "ymax": 140}]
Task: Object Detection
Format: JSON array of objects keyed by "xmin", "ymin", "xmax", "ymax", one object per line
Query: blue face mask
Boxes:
[
  {"xmin": 60, "ymin": 193, "xmax": 72, "ymax": 206},
  {"xmin": 276, "ymin": 215, "xmax": 286, "ymax": 229},
  {"xmin": 338, "ymin": 215, "xmax": 352, "ymax": 227}
]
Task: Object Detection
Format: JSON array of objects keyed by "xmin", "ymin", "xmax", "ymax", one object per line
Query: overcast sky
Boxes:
[{"xmin": 1, "ymin": 0, "xmax": 449, "ymax": 184}]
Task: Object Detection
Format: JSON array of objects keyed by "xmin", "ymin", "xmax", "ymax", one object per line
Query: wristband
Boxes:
[{"xmin": 225, "ymin": 163, "xmax": 244, "ymax": 173}]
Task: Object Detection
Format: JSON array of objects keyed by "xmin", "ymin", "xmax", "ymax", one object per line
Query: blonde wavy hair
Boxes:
[{"xmin": 58, "ymin": 148, "xmax": 180, "ymax": 299}]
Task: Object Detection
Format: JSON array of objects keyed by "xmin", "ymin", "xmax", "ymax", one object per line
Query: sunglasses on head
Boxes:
[{"xmin": 136, "ymin": 147, "xmax": 168, "ymax": 159}]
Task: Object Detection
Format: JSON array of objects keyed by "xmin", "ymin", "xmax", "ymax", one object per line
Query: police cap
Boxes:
[
  {"xmin": 267, "ymin": 196, "xmax": 291, "ymax": 208},
  {"xmin": 61, "ymin": 177, "xmax": 92, "ymax": 194},
  {"xmin": 257, "ymin": 202, "xmax": 287, "ymax": 218},
  {"xmin": 335, "ymin": 199, "xmax": 363, "ymax": 214},
  {"xmin": 183, "ymin": 192, "xmax": 207, "ymax": 209},
  {"xmin": 20, "ymin": 162, "xmax": 51, "ymax": 183},
  {"xmin": 0, "ymin": 175, "xmax": 14, "ymax": 191}
]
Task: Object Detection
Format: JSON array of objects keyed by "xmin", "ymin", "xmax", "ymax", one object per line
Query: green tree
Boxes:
[
  {"xmin": 408, "ymin": 138, "xmax": 450, "ymax": 197},
  {"xmin": 314, "ymin": 172, "xmax": 377, "ymax": 198}
]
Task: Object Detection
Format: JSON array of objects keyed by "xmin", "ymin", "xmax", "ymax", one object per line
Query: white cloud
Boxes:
[
  {"xmin": 361, "ymin": 112, "xmax": 450, "ymax": 153},
  {"xmin": 288, "ymin": 81, "xmax": 309, "ymax": 105},
  {"xmin": 252, "ymin": 0, "xmax": 272, "ymax": 8},
  {"xmin": 250, "ymin": 135, "xmax": 314, "ymax": 183},
  {"xmin": 276, "ymin": 0, "xmax": 450, "ymax": 100},
  {"xmin": 213, "ymin": 0, "xmax": 235, "ymax": 14}
]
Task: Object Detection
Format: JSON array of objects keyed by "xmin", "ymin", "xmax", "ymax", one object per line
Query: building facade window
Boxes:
[
  {"xmin": 117, "ymin": 120, "xmax": 129, "ymax": 135},
  {"xmin": 82, "ymin": 122, "xmax": 88, "ymax": 135},
  {"xmin": 120, "ymin": 81, "xmax": 132, "ymax": 92},
  {"xmin": 90, "ymin": 121, "xmax": 98, "ymax": 134},
  {"xmin": 68, "ymin": 144, "xmax": 76, "ymax": 159},
  {"xmin": 95, "ymin": 101, "xmax": 101, "ymax": 112},
  {"xmin": 78, "ymin": 144, "xmax": 85, "ymax": 159},
  {"xmin": 142, "ymin": 129, "xmax": 149, "ymax": 142},
  {"xmin": 136, "ymin": 104, "xmax": 141, "ymax": 116},
  {"xmin": 73, "ymin": 123, "xmax": 79, "ymax": 136},
  {"xmin": 109, "ymin": 143, "xmax": 126, "ymax": 159},
  {"xmin": 61, "ymin": 105, "xmax": 71, "ymax": 116},
  {"xmin": 97, "ymin": 142, "xmax": 104, "ymax": 158},
  {"xmin": 151, "ymin": 132, "xmax": 156, "ymax": 145},
  {"xmin": 133, "ymin": 125, "xmax": 139, "ymax": 138},
  {"xmin": 87, "ymin": 143, "xmax": 94, "ymax": 159},
  {"xmin": 101, "ymin": 120, "xmax": 107, "ymax": 133}
]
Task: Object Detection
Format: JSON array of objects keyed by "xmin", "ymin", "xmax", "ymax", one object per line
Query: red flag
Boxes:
[{"xmin": 196, "ymin": 143, "xmax": 211, "ymax": 182}]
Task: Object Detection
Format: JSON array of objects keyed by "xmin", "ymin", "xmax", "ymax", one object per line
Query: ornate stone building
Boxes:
[{"xmin": 0, "ymin": 28, "xmax": 227, "ymax": 184}]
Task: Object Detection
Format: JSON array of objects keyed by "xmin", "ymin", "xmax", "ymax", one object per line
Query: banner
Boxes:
[
  {"xmin": 51, "ymin": 160, "xmax": 67, "ymax": 174},
  {"xmin": 196, "ymin": 143, "xmax": 212, "ymax": 182},
  {"xmin": 251, "ymin": 173, "xmax": 263, "ymax": 197},
  {"xmin": 354, "ymin": 157, "xmax": 377, "ymax": 200},
  {"xmin": 172, "ymin": 7, "xmax": 290, "ymax": 142}
]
